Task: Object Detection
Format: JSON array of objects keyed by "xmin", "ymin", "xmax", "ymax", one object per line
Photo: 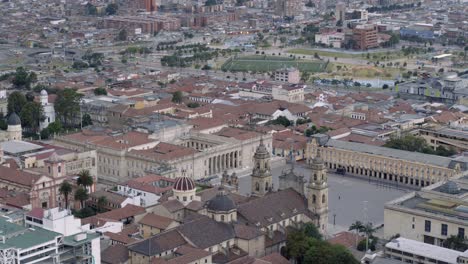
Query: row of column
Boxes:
[
  {"xmin": 328, "ymin": 163, "xmax": 436, "ymax": 188},
  {"xmin": 208, "ymin": 151, "xmax": 240, "ymax": 175}
]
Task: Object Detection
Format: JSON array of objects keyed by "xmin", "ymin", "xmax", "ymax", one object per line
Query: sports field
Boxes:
[
  {"xmin": 287, "ymin": 48, "xmax": 404, "ymax": 61},
  {"xmin": 221, "ymin": 55, "xmax": 327, "ymax": 73}
]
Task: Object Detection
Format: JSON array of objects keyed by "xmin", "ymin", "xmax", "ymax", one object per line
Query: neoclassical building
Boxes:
[
  {"xmin": 306, "ymin": 134, "xmax": 468, "ymax": 189},
  {"xmin": 54, "ymin": 127, "xmax": 272, "ymax": 184}
]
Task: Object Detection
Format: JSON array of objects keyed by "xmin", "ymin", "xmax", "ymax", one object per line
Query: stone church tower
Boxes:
[
  {"xmin": 307, "ymin": 149, "xmax": 329, "ymax": 233},
  {"xmin": 251, "ymin": 137, "xmax": 272, "ymax": 197}
]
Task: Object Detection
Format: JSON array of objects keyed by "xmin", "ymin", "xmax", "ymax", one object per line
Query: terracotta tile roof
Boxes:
[
  {"xmin": 273, "ymin": 131, "xmax": 308, "ymax": 151},
  {"xmin": 97, "ymin": 204, "xmax": 146, "ymax": 221},
  {"xmin": 101, "ymin": 244, "xmax": 129, "ymax": 264},
  {"xmin": 104, "ymin": 230, "xmax": 138, "ymax": 245},
  {"xmin": 165, "ymin": 245, "xmax": 212, "ymax": 264},
  {"xmin": 237, "ymin": 188, "xmax": 308, "ymax": 228},
  {"xmin": 215, "ymin": 127, "xmax": 260, "ymax": 141},
  {"xmin": 27, "ymin": 208, "xmax": 44, "ymax": 219},
  {"xmin": 161, "ymin": 199, "xmax": 185, "ymax": 213},
  {"xmin": 233, "ymin": 224, "xmax": 263, "ymax": 240},
  {"xmin": 0, "ymin": 166, "xmax": 40, "ymax": 187},
  {"xmin": 5, "ymin": 192, "xmax": 30, "ymax": 208},
  {"xmin": 260, "ymin": 252, "xmax": 291, "ymax": 264},
  {"xmin": 139, "ymin": 213, "xmax": 174, "ymax": 230},
  {"xmin": 327, "ymin": 127, "xmax": 351, "ymax": 137},
  {"xmin": 327, "ymin": 231, "xmax": 364, "ymax": 248},
  {"xmin": 89, "ymin": 190, "xmax": 127, "ymax": 205},
  {"xmin": 176, "ymin": 216, "xmax": 235, "ymax": 249},
  {"xmin": 339, "ymin": 134, "xmax": 385, "ymax": 146},
  {"xmin": 187, "ymin": 117, "xmax": 228, "ymax": 131},
  {"xmin": 128, "ymin": 229, "xmax": 187, "ymax": 256},
  {"xmin": 129, "ymin": 142, "xmax": 198, "ymax": 161}
]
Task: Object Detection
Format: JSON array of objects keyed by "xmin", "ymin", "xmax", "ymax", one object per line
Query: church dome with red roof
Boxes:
[{"xmin": 173, "ymin": 177, "xmax": 195, "ymax": 192}]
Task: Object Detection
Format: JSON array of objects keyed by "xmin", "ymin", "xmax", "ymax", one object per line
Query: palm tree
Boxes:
[
  {"xmin": 74, "ymin": 187, "xmax": 89, "ymax": 209},
  {"xmin": 362, "ymin": 222, "xmax": 377, "ymax": 251},
  {"xmin": 349, "ymin": 221, "xmax": 365, "ymax": 248},
  {"xmin": 77, "ymin": 170, "xmax": 94, "ymax": 190},
  {"xmin": 59, "ymin": 181, "xmax": 72, "ymax": 209},
  {"xmin": 97, "ymin": 196, "xmax": 108, "ymax": 213}
]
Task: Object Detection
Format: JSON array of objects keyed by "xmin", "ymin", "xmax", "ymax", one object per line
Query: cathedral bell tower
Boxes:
[
  {"xmin": 307, "ymin": 148, "xmax": 329, "ymax": 233},
  {"xmin": 251, "ymin": 137, "xmax": 272, "ymax": 197}
]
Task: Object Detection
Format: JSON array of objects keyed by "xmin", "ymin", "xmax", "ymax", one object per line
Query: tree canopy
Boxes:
[
  {"xmin": 7, "ymin": 91, "xmax": 27, "ymax": 115},
  {"xmin": 171, "ymin": 91, "xmax": 183, "ymax": 103},
  {"xmin": 11, "ymin": 67, "xmax": 37, "ymax": 89},
  {"xmin": 54, "ymin": 88, "xmax": 82, "ymax": 127},
  {"xmin": 286, "ymin": 223, "xmax": 358, "ymax": 264},
  {"xmin": 384, "ymin": 135, "xmax": 457, "ymax": 157}
]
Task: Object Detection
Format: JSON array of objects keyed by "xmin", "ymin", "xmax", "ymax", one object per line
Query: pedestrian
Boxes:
[{"xmin": 338, "ymin": 195, "xmax": 341, "ymax": 200}]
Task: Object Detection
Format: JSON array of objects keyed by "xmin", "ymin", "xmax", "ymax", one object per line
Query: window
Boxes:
[
  {"xmin": 312, "ymin": 195, "xmax": 316, "ymax": 204},
  {"xmin": 425, "ymin": 220, "xmax": 431, "ymax": 232},
  {"xmin": 221, "ymin": 215, "xmax": 225, "ymax": 221},
  {"xmin": 322, "ymin": 194, "xmax": 326, "ymax": 204},
  {"xmin": 458, "ymin": 228, "xmax": 465, "ymax": 239},
  {"xmin": 58, "ymin": 166, "xmax": 61, "ymax": 173},
  {"xmin": 441, "ymin": 224, "xmax": 448, "ymax": 236},
  {"xmin": 183, "ymin": 196, "xmax": 187, "ymax": 202}
]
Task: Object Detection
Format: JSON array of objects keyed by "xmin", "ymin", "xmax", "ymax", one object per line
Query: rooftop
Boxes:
[{"xmin": 386, "ymin": 237, "xmax": 465, "ymax": 263}]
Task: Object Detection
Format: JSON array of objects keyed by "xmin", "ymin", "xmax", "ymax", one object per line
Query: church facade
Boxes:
[{"xmin": 129, "ymin": 136, "xmax": 329, "ymax": 263}]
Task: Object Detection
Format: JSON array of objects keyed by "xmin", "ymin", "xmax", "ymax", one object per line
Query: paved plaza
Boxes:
[{"xmin": 230, "ymin": 160, "xmax": 408, "ymax": 235}]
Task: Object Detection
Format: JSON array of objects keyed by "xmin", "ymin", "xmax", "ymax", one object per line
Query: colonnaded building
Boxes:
[
  {"xmin": 306, "ymin": 134, "xmax": 468, "ymax": 189},
  {"xmin": 54, "ymin": 126, "xmax": 271, "ymax": 184}
]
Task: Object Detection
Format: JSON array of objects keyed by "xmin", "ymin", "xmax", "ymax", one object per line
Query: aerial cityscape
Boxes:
[{"xmin": 0, "ymin": 0, "xmax": 467, "ymax": 263}]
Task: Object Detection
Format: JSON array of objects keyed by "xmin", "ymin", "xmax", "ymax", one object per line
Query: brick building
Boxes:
[{"xmin": 352, "ymin": 24, "xmax": 379, "ymax": 50}]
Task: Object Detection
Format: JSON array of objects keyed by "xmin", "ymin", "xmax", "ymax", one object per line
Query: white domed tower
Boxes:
[
  {"xmin": 39, "ymin": 89, "xmax": 56, "ymax": 130},
  {"xmin": 7, "ymin": 113, "xmax": 22, "ymax": 141},
  {"xmin": 307, "ymin": 149, "xmax": 329, "ymax": 233},
  {"xmin": 251, "ymin": 137, "xmax": 272, "ymax": 197},
  {"xmin": 172, "ymin": 176, "xmax": 199, "ymax": 206}
]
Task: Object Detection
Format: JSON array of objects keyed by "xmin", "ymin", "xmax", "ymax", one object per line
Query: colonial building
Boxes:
[
  {"xmin": 127, "ymin": 138, "xmax": 329, "ymax": 263},
  {"xmin": 307, "ymin": 134, "xmax": 468, "ymax": 189},
  {"xmin": 54, "ymin": 127, "xmax": 271, "ymax": 184}
]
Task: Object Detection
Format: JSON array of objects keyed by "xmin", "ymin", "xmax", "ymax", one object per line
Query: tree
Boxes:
[
  {"xmin": 47, "ymin": 121, "xmax": 62, "ymax": 135},
  {"xmin": 271, "ymin": 116, "xmax": 291, "ymax": 127},
  {"xmin": 82, "ymin": 114, "xmax": 93, "ymax": 127},
  {"xmin": 172, "ymin": 91, "xmax": 183, "ymax": 104},
  {"xmin": 349, "ymin": 221, "xmax": 365, "ymax": 234},
  {"xmin": 74, "ymin": 187, "xmax": 89, "ymax": 209},
  {"xmin": 19, "ymin": 102, "xmax": 44, "ymax": 133},
  {"xmin": 59, "ymin": 181, "xmax": 73, "ymax": 209},
  {"xmin": 286, "ymin": 230, "xmax": 309, "ymax": 263},
  {"xmin": 7, "ymin": 91, "xmax": 27, "ymax": 115},
  {"xmin": 85, "ymin": 3, "xmax": 97, "ymax": 15},
  {"xmin": 93, "ymin": 87, "xmax": 107, "ymax": 96},
  {"xmin": 12, "ymin": 67, "xmax": 37, "ymax": 89},
  {"xmin": 205, "ymin": 0, "xmax": 217, "ymax": 6},
  {"xmin": 303, "ymin": 222, "xmax": 322, "ymax": 240},
  {"xmin": 382, "ymin": 84, "xmax": 389, "ymax": 89},
  {"xmin": 117, "ymin": 28, "xmax": 127, "ymax": 41},
  {"xmin": 97, "ymin": 196, "xmax": 108, "ymax": 213},
  {"xmin": 443, "ymin": 235, "xmax": 468, "ymax": 251},
  {"xmin": 54, "ymin": 88, "xmax": 82, "ymax": 127},
  {"xmin": 187, "ymin": 102, "xmax": 200, "ymax": 108},
  {"xmin": 77, "ymin": 170, "xmax": 94, "ymax": 189},
  {"xmin": 105, "ymin": 3, "xmax": 118, "ymax": 15}
]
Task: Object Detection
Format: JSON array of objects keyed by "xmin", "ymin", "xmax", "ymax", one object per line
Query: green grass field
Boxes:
[
  {"xmin": 221, "ymin": 56, "xmax": 326, "ymax": 73},
  {"xmin": 287, "ymin": 48, "xmax": 404, "ymax": 61}
]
